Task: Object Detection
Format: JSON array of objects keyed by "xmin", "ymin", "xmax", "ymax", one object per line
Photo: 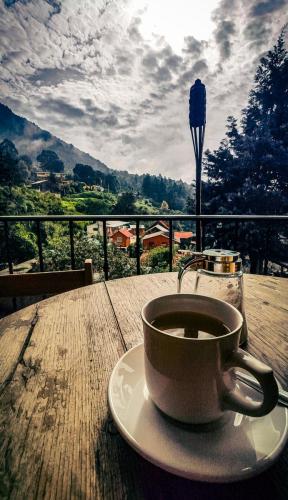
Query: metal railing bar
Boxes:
[
  {"xmin": 264, "ymin": 224, "xmax": 271, "ymax": 276},
  {"xmin": 36, "ymin": 221, "xmax": 44, "ymax": 272},
  {"xmin": 69, "ymin": 220, "xmax": 75, "ymax": 270},
  {"xmin": 169, "ymin": 221, "xmax": 173, "ymax": 272},
  {"xmin": 196, "ymin": 219, "xmax": 201, "ymax": 252},
  {"xmin": 103, "ymin": 220, "xmax": 109, "ymax": 281},
  {"xmin": 1, "ymin": 215, "xmax": 287, "ymax": 222},
  {"xmin": 202, "ymin": 222, "xmax": 206, "ymax": 250},
  {"xmin": 4, "ymin": 221, "xmax": 13, "ymax": 274},
  {"xmin": 1, "ymin": 215, "xmax": 287, "ymax": 280},
  {"xmin": 136, "ymin": 219, "xmax": 141, "ymax": 275},
  {"xmin": 234, "ymin": 221, "xmax": 239, "ymax": 249}
]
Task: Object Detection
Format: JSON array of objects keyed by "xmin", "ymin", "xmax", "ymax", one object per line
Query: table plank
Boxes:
[
  {"xmin": 0, "ymin": 283, "xmax": 142, "ymax": 499},
  {"xmin": 105, "ymin": 273, "xmax": 179, "ymax": 350},
  {"xmin": 0, "ymin": 303, "xmax": 38, "ymax": 393}
]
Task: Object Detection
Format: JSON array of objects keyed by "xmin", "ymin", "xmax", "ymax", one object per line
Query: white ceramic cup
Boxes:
[{"xmin": 141, "ymin": 294, "xmax": 279, "ymax": 424}]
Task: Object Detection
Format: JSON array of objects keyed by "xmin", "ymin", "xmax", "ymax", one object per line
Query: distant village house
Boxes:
[{"xmin": 111, "ymin": 228, "xmax": 134, "ymax": 248}]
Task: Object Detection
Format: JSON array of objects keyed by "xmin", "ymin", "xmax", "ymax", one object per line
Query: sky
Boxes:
[{"xmin": 0, "ymin": 0, "xmax": 287, "ymax": 182}]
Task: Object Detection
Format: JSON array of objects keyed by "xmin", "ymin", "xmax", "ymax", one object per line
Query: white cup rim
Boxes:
[{"xmin": 141, "ymin": 293, "xmax": 243, "ymax": 341}]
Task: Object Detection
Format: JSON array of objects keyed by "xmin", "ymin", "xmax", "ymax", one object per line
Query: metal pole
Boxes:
[
  {"xmin": 136, "ymin": 219, "xmax": 141, "ymax": 275},
  {"xmin": 103, "ymin": 220, "xmax": 109, "ymax": 281},
  {"xmin": 69, "ymin": 220, "xmax": 75, "ymax": 270},
  {"xmin": 195, "ymin": 143, "xmax": 202, "ymax": 251},
  {"xmin": 189, "ymin": 80, "xmax": 206, "ymax": 252}
]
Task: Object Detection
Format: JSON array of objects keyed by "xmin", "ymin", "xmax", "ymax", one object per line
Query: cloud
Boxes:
[
  {"xmin": 115, "ymin": 49, "xmax": 135, "ymax": 76},
  {"xmin": 127, "ymin": 16, "xmax": 142, "ymax": 42},
  {"xmin": 38, "ymin": 98, "xmax": 85, "ymax": 119},
  {"xmin": 141, "ymin": 42, "xmax": 185, "ymax": 86},
  {"xmin": 80, "ymin": 98, "xmax": 105, "ymax": 115},
  {"xmin": 28, "ymin": 66, "xmax": 83, "ymax": 86},
  {"xmin": 142, "ymin": 51, "xmax": 158, "ymax": 70},
  {"xmin": 244, "ymin": 19, "xmax": 272, "ymax": 45},
  {"xmin": 1, "ymin": 0, "xmax": 287, "ymax": 181},
  {"xmin": 178, "ymin": 59, "xmax": 208, "ymax": 89},
  {"xmin": 165, "ymin": 53, "xmax": 182, "ymax": 72},
  {"xmin": 214, "ymin": 19, "xmax": 236, "ymax": 60},
  {"xmin": 3, "ymin": 0, "xmax": 62, "ymax": 17},
  {"xmin": 182, "ymin": 36, "xmax": 206, "ymax": 57},
  {"xmin": 251, "ymin": 0, "xmax": 287, "ymax": 16}
]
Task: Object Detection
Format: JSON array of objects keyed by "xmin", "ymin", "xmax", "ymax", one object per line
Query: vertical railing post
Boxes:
[
  {"xmin": 169, "ymin": 220, "xmax": 173, "ymax": 272},
  {"xmin": 196, "ymin": 219, "xmax": 202, "ymax": 252},
  {"xmin": 136, "ymin": 219, "xmax": 141, "ymax": 275},
  {"xmin": 264, "ymin": 225, "xmax": 271, "ymax": 275},
  {"xmin": 36, "ymin": 221, "xmax": 44, "ymax": 272},
  {"xmin": 103, "ymin": 220, "xmax": 109, "ymax": 281},
  {"xmin": 69, "ymin": 220, "xmax": 75, "ymax": 270},
  {"xmin": 4, "ymin": 221, "xmax": 13, "ymax": 274},
  {"xmin": 202, "ymin": 221, "xmax": 206, "ymax": 250},
  {"xmin": 234, "ymin": 221, "xmax": 239, "ymax": 250}
]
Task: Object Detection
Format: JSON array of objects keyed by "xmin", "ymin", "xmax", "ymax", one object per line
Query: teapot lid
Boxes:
[
  {"xmin": 203, "ymin": 249, "xmax": 240, "ymax": 263},
  {"xmin": 202, "ymin": 249, "xmax": 242, "ymax": 273}
]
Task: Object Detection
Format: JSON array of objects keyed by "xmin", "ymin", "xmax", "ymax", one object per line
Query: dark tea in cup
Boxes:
[{"xmin": 151, "ymin": 311, "xmax": 230, "ymax": 339}]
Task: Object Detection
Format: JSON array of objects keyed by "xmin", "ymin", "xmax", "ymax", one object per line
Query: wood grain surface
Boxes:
[{"xmin": 0, "ymin": 272, "xmax": 287, "ymax": 500}]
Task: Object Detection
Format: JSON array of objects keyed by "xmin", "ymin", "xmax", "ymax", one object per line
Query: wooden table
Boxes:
[{"xmin": 0, "ymin": 273, "xmax": 288, "ymax": 500}]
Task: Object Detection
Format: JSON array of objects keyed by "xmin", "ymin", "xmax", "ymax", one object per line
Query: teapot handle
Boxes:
[{"xmin": 177, "ymin": 252, "xmax": 205, "ymax": 293}]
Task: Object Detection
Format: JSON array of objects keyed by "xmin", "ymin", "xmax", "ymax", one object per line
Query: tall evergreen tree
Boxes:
[
  {"xmin": 204, "ymin": 30, "xmax": 288, "ymax": 272},
  {"xmin": 0, "ymin": 139, "xmax": 30, "ymax": 186}
]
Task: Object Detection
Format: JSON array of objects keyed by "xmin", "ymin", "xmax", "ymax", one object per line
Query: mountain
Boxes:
[
  {"xmin": 0, "ymin": 102, "xmax": 193, "ymax": 210},
  {"xmin": 0, "ymin": 102, "xmax": 109, "ymax": 174}
]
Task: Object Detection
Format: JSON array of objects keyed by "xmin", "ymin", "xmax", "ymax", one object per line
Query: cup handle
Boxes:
[{"xmin": 222, "ymin": 349, "xmax": 279, "ymax": 417}]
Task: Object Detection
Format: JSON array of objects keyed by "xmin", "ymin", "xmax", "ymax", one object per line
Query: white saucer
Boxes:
[{"xmin": 108, "ymin": 343, "xmax": 288, "ymax": 483}]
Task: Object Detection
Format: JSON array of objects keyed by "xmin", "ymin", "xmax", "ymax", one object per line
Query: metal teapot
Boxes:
[{"xmin": 178, "ymin": 249, "xmax": 248, "ymax": 345}]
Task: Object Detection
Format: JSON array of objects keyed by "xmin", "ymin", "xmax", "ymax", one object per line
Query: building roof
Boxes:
[
  {"xmin": 174, "ymin": 232, "xmax": 193, "ymax": 240},
  {"xmin": 113, "ymin": 228, "xmax": 133, "ymax": 238},
  {"xmin": 145, "ymin": 224, "xmax": 169, "ymax": 234},
  {"xmin": 142, "ymin": 231, "xmax": 170, "ymax": 241},
  {"xmin": 148, "ymin": 220, "xmax": 169, "ymax": 230},
  {"xmin": 107, "ymin": 220, "xmax": 126, "ymax": 228},
  {"xmin": 159, "ymin": 220, "xmax": 169, "ymax": 229}
]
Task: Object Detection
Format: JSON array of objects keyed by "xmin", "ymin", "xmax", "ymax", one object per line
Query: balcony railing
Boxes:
[{"xmin": 1, "ymin": 214, "xmax": 288, "ymax": 279}]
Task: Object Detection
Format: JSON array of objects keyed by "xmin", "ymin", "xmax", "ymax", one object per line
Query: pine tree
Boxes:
[{"xmin": 204, "ymin": 30, "xmax": 288, "ymax": 273}]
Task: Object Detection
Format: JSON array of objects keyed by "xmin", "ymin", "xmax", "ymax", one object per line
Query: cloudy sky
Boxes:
[{"xmin": 0, "ymin": 0, "xmax": 287, "ymax": 181}]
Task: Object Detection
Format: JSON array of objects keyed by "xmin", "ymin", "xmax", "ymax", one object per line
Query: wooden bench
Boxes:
[{"xmin": 0, "ymin": 260, "xmax": 93, "ymax": 317}]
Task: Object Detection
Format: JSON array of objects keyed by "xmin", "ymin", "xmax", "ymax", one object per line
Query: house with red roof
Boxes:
[
  {"xmin": 174, "ymin": 232, "xmax": 193, "ymax": 243},
  {"xmin": 145, "ymin": 220, "xmax": 169, "ymax": 235},
  {"xmin": 142, "ymin": 231, "xmax": 178, "ymax": 250},
  {"xmin": 111, "ymin": 228, "xmax": 134, "ymax": 248}
]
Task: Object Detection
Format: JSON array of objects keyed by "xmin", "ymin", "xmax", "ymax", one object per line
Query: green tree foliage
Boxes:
[
  {"xmin": 105, "ymin": 173, "xmax": 120, "ymax": 193},
  {"xmin": 42, "ymin": 233, "xmax": 136, "ymax": 279},
  {"xmin": 0, "ymin": 139, "xmax": 30, "ymax": 186},
  {"xmin": 73, "ymin": 163, "xmax": 96, "ymax": 185},
  {"xmin": 112, "ymin": 192, "xmax": 136, "ymax": 214},
  {"xmin": 142, "ymin": 174, "xmax": 189, "ymax": 210},
  {"xmin": 73, "ymin": 164, "xmax": 120, "ymax": 192},
  {"xmin": 145, "ymin": 246, "xmax": 170, "ymax": 273},
  {"xmin": 64, "ymin": 190, "xmax": 116, "ymax": 215},
  {"xmin": 204, "ymin": 31, "xmax": 288, "ymax": 272},
  {"xmin": 186, "ymin": 196, "xmax": 195, "ymax": 214},
  {"xmin": 0, "ymin": 186, "xmax": 64, "ymax": 267},
  {"xmin": 0, "ymin": 186, "xmax": 64, "ymax": 216},
  {"xmin": 4, "ymin": 223, "xmax": 37, "ymax": 263},
  {"xmin": 37, "ymin": 149, "xmax": 64, "ymax": 173}
]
